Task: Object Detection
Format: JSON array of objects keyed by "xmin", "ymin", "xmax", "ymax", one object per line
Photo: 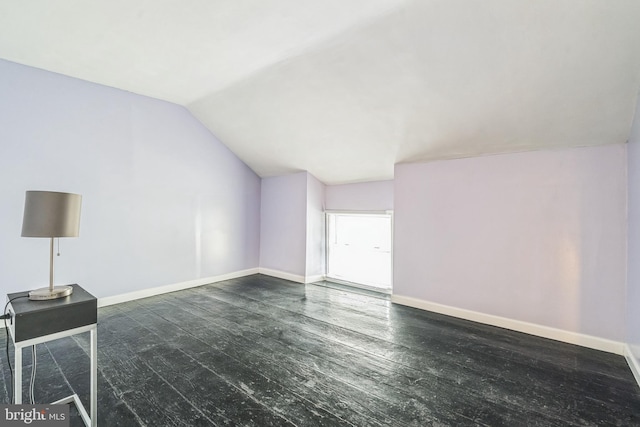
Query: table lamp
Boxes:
[{"xmin": 21, "ymin": 191, "xmax": 82, "ymax": 300}]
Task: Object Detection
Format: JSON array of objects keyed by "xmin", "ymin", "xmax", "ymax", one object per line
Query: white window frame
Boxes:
[{"xmin": 324, "ymin": 210, "xmax": 394, "ymax": 293}]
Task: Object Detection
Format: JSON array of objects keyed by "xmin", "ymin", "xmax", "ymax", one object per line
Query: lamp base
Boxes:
[{"xmin": 29, "ymin": 285, "xmax": 74, "ymax": 301}]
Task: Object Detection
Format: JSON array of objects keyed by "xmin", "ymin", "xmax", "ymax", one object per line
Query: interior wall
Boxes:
[
  {"xmin": 394, "ymin": 144, "xmax": 627, "ymax": 341},
  {"xmin": 259, "ymin": 172, "xmax": 308, "ymax": 277},
  {"xmin": 627, "ymin": 93, "xmax": 640, "ymax": 373},
  {"xmin": 325, "ymin": 180, "xmax": 393, "ymax": 211},
  {"xmin": 305, "ymin": 173, "xmax": 326, "ymax": 279},
  {"xmin": 0, "ymin": 59, "xmax": 261, "ymax": 299}
]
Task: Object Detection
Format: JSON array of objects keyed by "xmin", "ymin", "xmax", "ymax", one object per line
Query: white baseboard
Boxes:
[
  {"xmin": 258, "ymin": 267, "xmax": 325, "ymax": 284},
  {"xmin": 625, "ymin": 343, "xmax": 640, "ymax": 389},
  {"xmin": 304, "ymin": 274, "xmax": 325, "ymax": 284},
  {"xmin": 97, "ymin": 268, "xmax": 259, "ymax": 307},
  {"xmin": 258, "ymin": 268, "xmax": 306, "ymax": 283},
  {"xmin": 324, "ymin": 277, "xmax": 392, "ymax": 294},
  {"xmin": 258, "ymin": 268, "xmax": 323, "ymax": 284},
  {"xmin": 391, "ymin": 294, "xmax": 624, "ymax": 355}
]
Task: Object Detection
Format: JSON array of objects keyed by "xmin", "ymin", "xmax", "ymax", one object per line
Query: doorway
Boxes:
[{"xmin": 325, "ymin": 212, "xmax": 393, "ymax": 292}]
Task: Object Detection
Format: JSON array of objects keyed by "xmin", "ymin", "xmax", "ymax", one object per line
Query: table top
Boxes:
[
  {"xmin": 7, "ymin": 284, "xmax": 97, "ymax": 342},
  {"xmin": 8, "ymin": 284, "xmax": 96, "ymax": 314}
]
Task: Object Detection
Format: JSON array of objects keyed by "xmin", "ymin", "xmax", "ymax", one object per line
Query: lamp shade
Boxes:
[{"xmin": 21, "ymin": 191, "xmax": 82, "ymax": 238}]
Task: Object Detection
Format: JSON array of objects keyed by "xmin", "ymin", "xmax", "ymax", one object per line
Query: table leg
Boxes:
[
  {"xmin": 13, "ymin": 345, "xmax": 21, "ymax": 404},
  {"xmin": 90, "ymin": 328, "xmax": 97, "ymax": 427}
]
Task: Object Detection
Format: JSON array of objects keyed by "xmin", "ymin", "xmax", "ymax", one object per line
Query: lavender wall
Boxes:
[
  {"xmin": 394, "ymin": 145, "xmax": 627, "ymax": 341},
  {"xmin": 259, "ymin": 172, "xmax": 308, "ymax": 276},
  {"xmin": 627, "ymin": 94, "xmax": 640, "ymax": 369},
  {"xmin": 0, "ymin": 59, "xmax": 261, "ymax": 299},
  {"xmin": 325, "ymin": 180, "xmax": 393, "ymax": 211}
]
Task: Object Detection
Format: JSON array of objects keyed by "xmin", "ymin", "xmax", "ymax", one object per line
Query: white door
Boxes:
[{"xmin": 326, "ymin": 212, "xmax": 392, "ymax": 291}]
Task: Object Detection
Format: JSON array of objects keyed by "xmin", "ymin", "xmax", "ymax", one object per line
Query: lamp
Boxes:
[{"xmin": 21, "ymin": 191, "xmax": 82, "ymax": 300}]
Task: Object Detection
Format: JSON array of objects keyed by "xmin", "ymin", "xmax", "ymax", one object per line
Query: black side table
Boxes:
[{"xmin": 6, "ymin": 284, "xmax": 97, "ymax": 427}]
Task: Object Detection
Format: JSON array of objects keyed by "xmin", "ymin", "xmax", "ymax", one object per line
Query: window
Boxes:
[{"xmin": 325, "ymin": 212, "xmax": 392, "ymax": 291}]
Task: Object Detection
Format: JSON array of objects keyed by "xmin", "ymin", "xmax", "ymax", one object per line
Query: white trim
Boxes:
[
  {"xmin": 97, "ymin": 268, "xmax": 259, "ymax": 307},
  {"xmin": 325, "ymin": 277, "xmax": 391, "ymax": 294},
  {"xmin": 625, "ymin": 343, "xmax": 640, "ymax": 389},
  {"xmin": 391, "ymin": 294, "xmax": 624, "ymax": 355},
  {"xmin": 258, "ymin": 268, "xmax": 306, "ymax": 283},
  {"xmin": 304, "ymin": 274, "xmax": 325, "ymax": 284},
  {"xmin": 324, "ymin": 209, "xmax": 393, "ymax": 215},
  {"xmin": 257, "ymin": 268, "xmax": 324, "ymax": 284}
]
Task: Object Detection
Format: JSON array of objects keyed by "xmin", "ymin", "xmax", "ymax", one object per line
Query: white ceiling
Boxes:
[{"xmin": 1, "ymin": 0, "xmax": 640, "ymax": 184}]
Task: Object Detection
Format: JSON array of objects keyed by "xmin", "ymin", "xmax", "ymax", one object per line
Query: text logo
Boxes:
[{"xmin": 0, "ymin": 405, "xmax": 68, "ymax": 426}]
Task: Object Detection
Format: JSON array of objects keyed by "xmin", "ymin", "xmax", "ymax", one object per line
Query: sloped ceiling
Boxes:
[{"xmin": 1, "ymin": 0, "xmax": 640, "ymax": 184}]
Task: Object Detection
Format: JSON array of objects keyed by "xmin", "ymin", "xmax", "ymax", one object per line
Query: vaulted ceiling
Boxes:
[{"xmin": 2, "ymin": 1, "xmax": 640, "ymax": 184}]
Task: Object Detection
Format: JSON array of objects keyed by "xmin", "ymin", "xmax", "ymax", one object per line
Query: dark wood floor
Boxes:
[{"xmin": 1, "ymin": 274, "xmax": 639, "ymax": 426}]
